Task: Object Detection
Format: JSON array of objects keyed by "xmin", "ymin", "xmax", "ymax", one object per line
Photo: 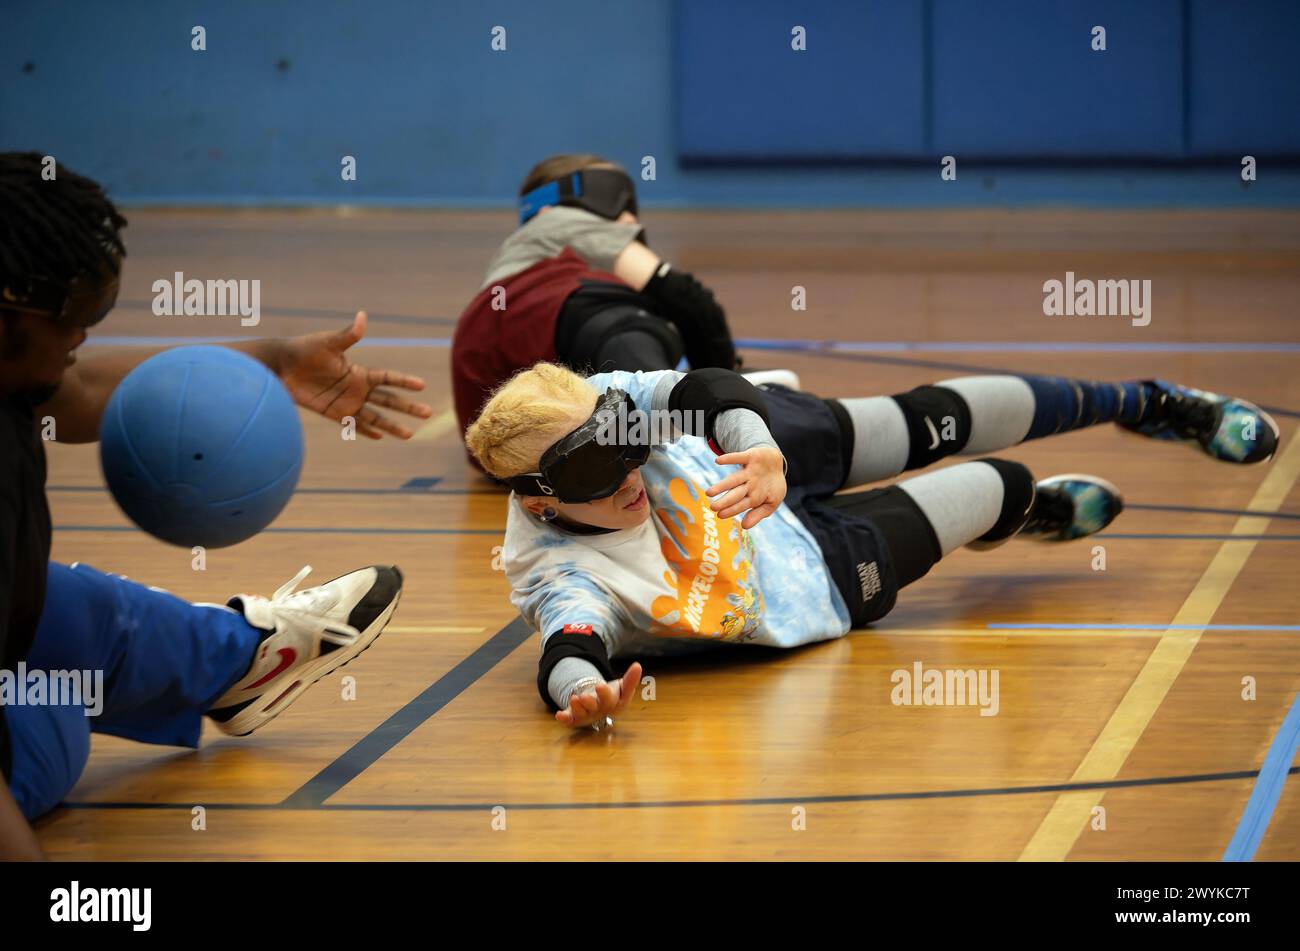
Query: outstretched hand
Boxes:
[
  {"xmin": 279, "ymin": 311, "xmax": 433, "ymax": 439},
  {"xmin": 556, "ymin": 662, "xmax": 643, "ymax": 729},
  {"xmin": 706, "ymin": 445, "xmax": 786, "ymax": 529}
]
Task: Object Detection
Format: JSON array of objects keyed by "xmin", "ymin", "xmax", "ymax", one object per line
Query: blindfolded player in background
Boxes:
[
  {"xmin": 465, "ymin": 362, "xmax": 1277, "ymax": 731},
  {"xmin": 452, "ymin": 153, "xmax": 796, "ymax": 470}
]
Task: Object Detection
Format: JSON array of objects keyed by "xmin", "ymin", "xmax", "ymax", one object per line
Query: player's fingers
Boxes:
[
  {"xmin": 366, "ymin": 366, "xmax": 427, "ymax": 393},
  {"xmin": 355, "ymin": 421, "xmax": 385, "ymax": 441},
  {"xmin": 705, "ymin": 470, "xmax": 748, "ymax": 497},
  {"xmin": 329, "ymin": 311, "xmax": 366, "ymax": 351},
  {"xmin": 616, "ymin": 665, "xmax": 641, "ymax": 711},
  {"xmin": 359, "ymin": 408, "xmax": 414, "ymax": 440},
  {"xmin": 713, "ymin": 451, "xmax": 750, "ymax": 467},
  {"xmin": 741, "ymin": 502, "xmax": 777, "ymax": 530},
  {"xmin": 556, "ymin": 708, "xmax": 575, "ymax": 726},
  {"xmin": 573, "ymin": 691, "xmax": 599, "ymax": 716},
  {"xmin": 367, "ymin": 387, "xmax": 434, "ymax": 418},
  {"xmin": 709, "ymin": 484, "xmax": 750, "ymax": 513},
  {"xmin": 715, "ymin": 492, "xmax": 756, "ymax": 520},
  {"xmin": 571, "ymin": 702, "xmax": 596, "ymax": 727},
  {"xmin": 594, "ymin": 680, "xmax": 617, "ymax": 711}
]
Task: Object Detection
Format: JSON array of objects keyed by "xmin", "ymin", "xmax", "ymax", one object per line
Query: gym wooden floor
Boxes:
[{"xmin": 33, "ymin": 208, "xmax": 1300, "ymax": 860}]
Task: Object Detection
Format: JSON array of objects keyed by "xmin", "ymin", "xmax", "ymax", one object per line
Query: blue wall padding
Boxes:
[
  {"xmin": 930, "ymin": 0, "xmax": 1184, "ymax": 158},
  {"xmin": 1187, "ymin": 0, "xmax": 1300, "ymax": 156},
  {"xmin": 675, "ymin": 0, "xmax": 926, "ymax": 160},
  {"xmin": 4, "ymin": 0, "xmax": 1300, "ymax": 205}
]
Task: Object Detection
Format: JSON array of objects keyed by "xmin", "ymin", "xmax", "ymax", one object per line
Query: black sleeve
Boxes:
[
  {"xmin": 641, "ymin": 265, "xmax": 738, "ymax": 370},
  {"xmin": 536, "ymin": 629, "xmax": 615, "ymax": 712}
]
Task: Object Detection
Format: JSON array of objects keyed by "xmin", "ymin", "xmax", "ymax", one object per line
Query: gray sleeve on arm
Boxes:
[
  {"xmin": 713, "ymin": 408, "xmax": 780, "ymax": 455},
  {"xmin": 548, "ymin": 656, "xmax": 606, "ymax": 710},
  {"xmin": 649, "ymin": 371, "xmax": 684, "ymax": 414}
]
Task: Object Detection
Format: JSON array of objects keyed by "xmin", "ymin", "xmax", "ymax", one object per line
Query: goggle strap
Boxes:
[{"xmin": 505, "ymin": 472, "xmax": 557, "ymax": 498}]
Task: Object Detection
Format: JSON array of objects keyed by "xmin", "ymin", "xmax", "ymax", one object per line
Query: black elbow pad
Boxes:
[
  {"xmin": 669, "ymin": 368, "xmax": 770, "ymax": 447},
  {"xmin": 536, "ymin": 628, "xmax": 615, "ymax": 712}
]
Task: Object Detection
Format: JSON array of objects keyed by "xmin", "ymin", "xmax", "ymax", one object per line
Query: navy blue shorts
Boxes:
[{"xmin": 760, "ymin": 385, "xmax": 937, "ymax": 627}]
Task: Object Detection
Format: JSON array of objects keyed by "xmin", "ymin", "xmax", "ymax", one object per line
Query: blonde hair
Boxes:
[{"xmin": 465, "ymin": 362, "xmax": 598, "ymax": 479}]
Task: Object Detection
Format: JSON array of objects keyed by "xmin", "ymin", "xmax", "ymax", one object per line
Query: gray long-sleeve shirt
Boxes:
[{"xmin": 481, "ymin": 206, "xmax": 643, "ymax": 290}]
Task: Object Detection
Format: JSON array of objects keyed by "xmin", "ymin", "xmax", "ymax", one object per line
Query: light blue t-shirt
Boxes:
[{"xmin": 502, "ymin": 370, "xmax": 850, "ymax": 659}]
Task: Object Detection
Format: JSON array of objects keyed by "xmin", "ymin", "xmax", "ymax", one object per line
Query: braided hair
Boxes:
[{"xmin": 0, "ymin": 151, "xmax": 127, "ymax": 287}]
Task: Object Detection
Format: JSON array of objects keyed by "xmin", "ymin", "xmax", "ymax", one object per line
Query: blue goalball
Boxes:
[{"xmin": 99, "ymin": 346, "xmax": 304, "ymax": 548}]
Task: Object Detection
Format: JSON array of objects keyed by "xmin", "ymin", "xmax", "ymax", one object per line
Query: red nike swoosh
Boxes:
[{"xmin": 246, "ymin": 647, "xmax": 297, "ymax": 690}]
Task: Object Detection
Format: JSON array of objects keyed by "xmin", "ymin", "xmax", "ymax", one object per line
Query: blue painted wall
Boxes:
[{"xmin": 2, "ymin": 0, "xmax": 1298, "ymax": 207}]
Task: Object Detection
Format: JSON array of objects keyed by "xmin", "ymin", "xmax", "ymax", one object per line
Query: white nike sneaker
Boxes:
[
  {"xmin": 207, "ymin": 564, "xmax": 403, "ymax": 737},
  {"xmin": 741, "ymin": 369, "xmax": 802, "ymax": 390}
]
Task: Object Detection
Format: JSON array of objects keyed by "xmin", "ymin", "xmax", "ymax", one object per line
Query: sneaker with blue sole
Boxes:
[
  {"xmin": 1018, "ymin": 474, "xmax": 1124, "ymax": 542},
  {"xmin": 1121, "ymin": 380, "xmax": 1279, "ymax": 465}
]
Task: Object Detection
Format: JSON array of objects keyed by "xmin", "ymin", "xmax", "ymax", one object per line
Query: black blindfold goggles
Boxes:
[
  {"xmin": 519, "ymin": 167, "xmax": 638, "ymax": 225},
  {"xmin": 506, "ymin": 388, "xmax": 651, "ymax": 504}
]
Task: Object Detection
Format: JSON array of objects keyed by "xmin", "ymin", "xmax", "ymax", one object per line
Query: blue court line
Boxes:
[
  {"xmin": 84, "ymin": 335, "xmax": 453, "ymax": 348},
  {"xmin": 60, "ymin": 765, "xmax": 1300, "ymax": 813},
  {"xmin": 85, "ymin": 335, "xmax": 1300, "ymax": 355},
  {"xmin": 76, "ymin": 335, "xmax": 1300, "ymax": 420},
  {"xmin": 112, "ymin": 298, "xmax": 457, "ymax": 329},
  {"xmin": 279, "ymin": 617, "xmax": 533, "ymax": 808},
  {"xmin": 742, "ymin": 338, "xmax": 1300, "ymax": 354},
  {"xmin": 990, "ymin": 623, "xmax": 1300, "ymax": 632},
  {"xmin": 1223, "ymin": 690, "xmax": 1300, "ymax": 861}
]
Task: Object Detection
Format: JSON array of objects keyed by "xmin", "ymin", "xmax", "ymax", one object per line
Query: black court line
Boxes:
[
  {"xmin": 1126, "ymin": 503, "xmax": 1300, "ymax": 521},
  {"xmin": 44, "ymin": 486, "xmax": 1300, "ymax": 523},
  {"xmin": 54, "ymin": 525, "xmax": 502, "ymax": 535},
  {"xmin": 47, "ymin": 484, "xmax": 503, "ymax": 497},
  {"xmin": 62, "ymin": 765, "xmax": 1299, "ymax": 813},
  {"xmin": 278, "ymin": 617, "xmax": 533, "ymax": 808},
  {"xmin": 1098, "ymin": 533, "xmax": 1300, "ymax": 541},
  {"xmin": 774, "ymin": 346, "xmax": 1300, "ymax": 420},
  {"xmin": 50, "ymin": 524, "xmax": 1300, "ymax": 541}
]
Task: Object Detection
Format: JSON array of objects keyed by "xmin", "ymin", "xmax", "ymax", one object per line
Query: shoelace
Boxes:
[
  {"xmin": 265, "ymin": 565, "xmax": 360, "ymax": 648},
  {"xmin": 1021, "ymin": 489, "xmax": 1072, "ymax": 535},
  {"xmin": 1161, "ymin": 391, "xmax": 1216, "ymax": 439}
]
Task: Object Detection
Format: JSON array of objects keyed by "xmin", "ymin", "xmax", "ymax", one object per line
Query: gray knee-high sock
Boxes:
[
  {"xmin": 839, "ymin": 396, "xmax": 911, "ymax": 485},
  {"xmin": 897, "ymin": 460, "xmax": 1034, "ymax": 555},
  {"xmin": 838, "ymin": 378, "xmax": 1035, "ymax": 485}
]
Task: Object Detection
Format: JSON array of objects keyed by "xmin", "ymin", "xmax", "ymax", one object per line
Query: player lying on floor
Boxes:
[
  {"xmin": 464, "ymin": 362, "xmax": 1277, "ymax": 730},
  {"xmin": 0, "ymin": 152, "xmax": 432, "ymax": 858},
  {"xmin": 452, "ymin": 152, "xmax": 776, "ymax": 465}
]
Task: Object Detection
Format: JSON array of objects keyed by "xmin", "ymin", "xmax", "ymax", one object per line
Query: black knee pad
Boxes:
[
  {"xmin": 973, "ymin": 458, "xmax": 1036, "ymax": 543},
  {"xmin": 558, "ymin": 281, "xmax": 685, "ymax": 372},
  {"xmin": 890, "ymin": 385, "xmax": 973, "ymax": 470}
]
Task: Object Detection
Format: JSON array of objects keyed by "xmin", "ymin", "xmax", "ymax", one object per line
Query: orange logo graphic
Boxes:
[{"xmin": 649, "ymin": 476, "xmax": 763, "ymax": 641}]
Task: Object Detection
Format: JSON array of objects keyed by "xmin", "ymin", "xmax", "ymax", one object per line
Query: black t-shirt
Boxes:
[{"xmin": 0, "ymin": 395, "xmax": 52, "ymax": 782}]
